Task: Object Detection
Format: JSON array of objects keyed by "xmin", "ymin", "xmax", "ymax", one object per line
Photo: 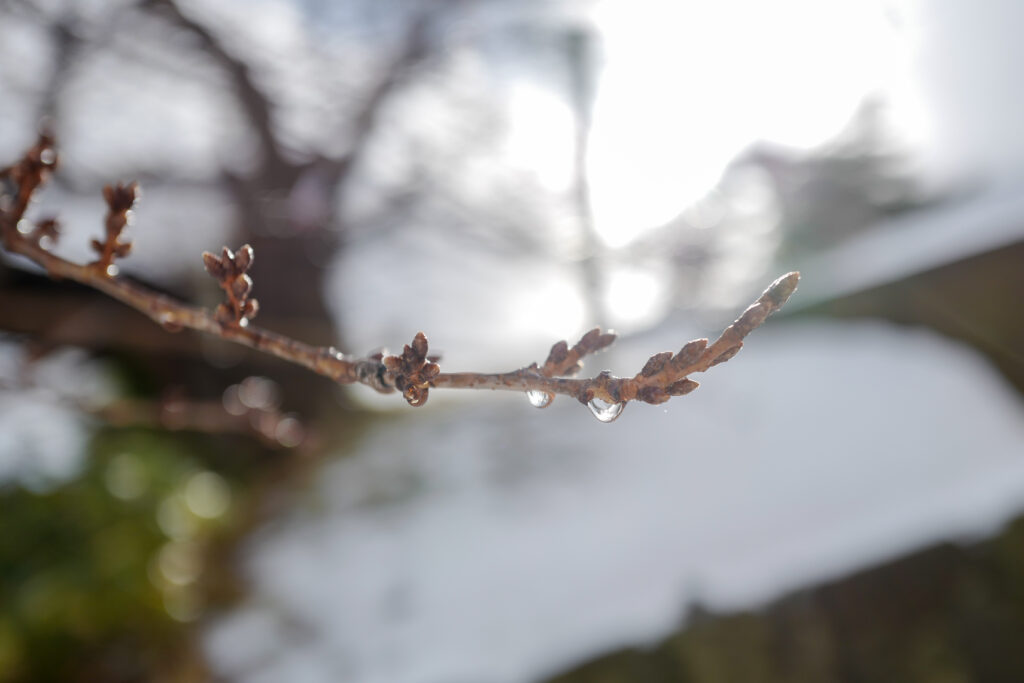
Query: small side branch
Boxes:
[
  {"xmin": 90, "ymin": 182, "xmax": 137, "ymax": 273},
  {"xmin": 434, "ymin": 270, "xmax": 799, "ymax": 407},
  {"xmin": 0, "ymin": 135, "xmax": 799, "ymax": 420}
]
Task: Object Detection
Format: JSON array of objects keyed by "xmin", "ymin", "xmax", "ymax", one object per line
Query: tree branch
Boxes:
[
  {"xmin": 0, "ymin": 374, "xmax": 307, "ymax": 449},
  {"xmin": 0, "ymin": 135, "xmax": 799, "ymax": 421},
  {"xmin": 140, "ymin": 0, "xmax": 284, "ymax": 169}
]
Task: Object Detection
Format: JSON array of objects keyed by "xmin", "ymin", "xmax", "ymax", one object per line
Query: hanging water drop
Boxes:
[
  {"xmin": 587, "ymin": 398, "xmax": 625, "ymax": 423},
  {"xmin": 526, "ymin": 390, "xmax": 553, "ymax": 408}
]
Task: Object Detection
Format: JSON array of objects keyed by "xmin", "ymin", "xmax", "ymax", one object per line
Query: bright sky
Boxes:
[
  {"xmin": 339, "ymin": 0, "xmax": 925, "ymax": 346},
  {"xmin": 505, "ymin": 0, "xmax": 908, "ymax": 249}
]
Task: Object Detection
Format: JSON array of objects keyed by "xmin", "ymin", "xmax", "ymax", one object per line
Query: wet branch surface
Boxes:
[{"xmin": 0, "ymin": 135, "xmax": 799, "ymax": 420}]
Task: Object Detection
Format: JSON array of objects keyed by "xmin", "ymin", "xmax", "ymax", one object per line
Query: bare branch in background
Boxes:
[
  {"xmin": 141, "ymin": 0, "xmax": 285, "ymax": 169},
  {"xmin": 0, "ymin": 135, "xmax": 799, "ymax": 422},
  {"xmin": 0, "ymin": 371, "xmax": 308, "ymax": 449}
]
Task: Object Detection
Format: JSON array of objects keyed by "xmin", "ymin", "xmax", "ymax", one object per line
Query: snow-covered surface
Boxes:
[
  {"xmin": 791, "ymin": 180, "xmax": 1024, "ymax": 308},
  {"xmin": 205, "ymin": 319, "xmax": 1024, "ymax": 683},
  {"xmin": 0, "ymin": 340, "xmax": 115, "ymax": 491}
]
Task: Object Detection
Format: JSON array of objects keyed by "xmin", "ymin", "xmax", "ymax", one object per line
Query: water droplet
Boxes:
[
  {"xmin": 40, "ymin": 148, "xmax": 56, "ymax": 165},
  {"xmin": 526, "ymin": 390, "xmax": 553, "ymax": 408},
  {"xmin": 587, "ymin": 398, "xmax": 625, "ymax": 423}
]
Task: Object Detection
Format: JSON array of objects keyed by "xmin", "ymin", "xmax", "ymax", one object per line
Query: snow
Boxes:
[
  {"xmin": 791, "ymin": 180, "xmax": 1024, "ymax": 309},
  {"xmin": 204, "ymin": 319, "xmax": 1024, "ymax": 683},
  {"xmin": 0, "ymin": 341, "xmax": 115, "ymax": 491}
]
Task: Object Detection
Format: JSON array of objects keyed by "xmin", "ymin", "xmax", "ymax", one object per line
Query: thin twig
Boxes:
[
  {"xmin": 0, "ymin": 134, "xmax": 799, "ymax": 417},
  {"xmin": 0, "ymin": 375, "xmax": 307, "ymax": 449}
]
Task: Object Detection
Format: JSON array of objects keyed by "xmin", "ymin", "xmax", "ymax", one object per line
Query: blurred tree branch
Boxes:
[
  {"xmin": 181, "ymin": 0, "xmax": 442, "ymax": 334},
  {"xmin": 142, "ymin": 0, "xmax": 286, "ymax": 169}
]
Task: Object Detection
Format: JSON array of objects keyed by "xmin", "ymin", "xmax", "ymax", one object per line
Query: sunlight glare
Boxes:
[
  {"xmin": 504, "ymin": 81, "xmax": 575, "ymax": 191},
  {"xmin": 605, "ymin": 265, "xmax": 669, "ymax": 328},
  {"xmin": 505, "ymin": 265, "xmax": 585, "ymax": 341},
  {"xmin": 587, "ymin": 0, "xmax": 898, "ymax": 248}
]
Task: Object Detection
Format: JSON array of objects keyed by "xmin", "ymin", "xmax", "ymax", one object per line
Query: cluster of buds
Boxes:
[
  {"xmin": 0, "ymin": 133, "xmax": 57, "ymax": 242},
  {"xmin": 202, "ymin": 245, "xmax": 259, "ymax": 327},
  {"xmin": 382, "ymin": 332, "xmax": 441, "ymax": 407},
  {"xmin": 1, "ymin": 132, "xmax": 57, "ymax": 190},
  {"xmin": 91, "ymin": 182, "xmax": 138, "ymax": 274},
  {"xmin": 628, "ymin": 339, "xmax": 709, "ymax": 404}
]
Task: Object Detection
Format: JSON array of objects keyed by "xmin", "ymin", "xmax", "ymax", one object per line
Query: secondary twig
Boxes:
[
  {"xmin": 0, "ymin": 134, "xmax": 799, "ymax": 421},
  {"xmin": 90, "ymin": 182, "xmax": 137, "ymax": 273},
  {"xmin": 0, "ymin": 374, "xmax": 307, "ymax": 449}
]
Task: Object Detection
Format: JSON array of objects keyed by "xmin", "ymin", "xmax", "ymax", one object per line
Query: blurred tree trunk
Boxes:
[{"xmin": 145, "ymin": 0, "xmax": 442, "ymax": 349}]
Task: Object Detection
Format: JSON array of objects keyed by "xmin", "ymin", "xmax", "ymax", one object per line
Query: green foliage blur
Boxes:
[{"xmin": 0, "ymin": 427, "xmax": 246, "ymax": 682}]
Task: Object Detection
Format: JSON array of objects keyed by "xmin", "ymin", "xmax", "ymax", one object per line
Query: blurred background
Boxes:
[{"xmin": 1, "ymin": 0, "xmax": 1023, "ymax": 681}]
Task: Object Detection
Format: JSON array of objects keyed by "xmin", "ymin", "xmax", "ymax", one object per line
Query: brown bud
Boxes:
[
  {"xmin": 670, "ymin": 339, "xmax": 708, "ymax": 371},
  {"xmin": 202, "ymin": 252, "xmax": 226, "ymax": 279},
  {"xmin": 544, "ymin": 340, "xmax": 569, "ymax": 368},
  {"xmin": 668, "ymin": 378, "xmax": 700, "ymax": 395},
  {"xmin": 637, "ymin": 386, "xmax": 670, "ymax": 404},
  {"xmin": 733, "ymin": 303, "xmax": 769, "ymax": 333},
  {"xmin": 577, "ymin": 328, "xmax": 601, "ymax": 349},
  {"xmin": 103, "ymin": 182, "xmax": 138, "ymax": 213},
  {"xmin": 640, "ymin": 351, "xmax": 673, "ymax": 378},
  {"xmin": 230, "ymin": 274, "xmax": 253, "ymax": 300},
  {"xmin": 763, "ymin": 272, "xmax": 800, "ymax": 307},
  {"xmin": 235, "ymin": 244, "xmax": 254, "ymax": 272},
  {"xmin": 709, "ymin": 343, "xmax": 742, "ymax": 367},
  {"xmin": 410, "ymin": 331, "xmax": 428, "ymax": 361},
  {"xmin": 243, "ymin": 298, "xmax": 259, "ymax": 319},
  {"xmin": 422, "ymin": 362, "xmax": 440, "ymax": 380}
]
